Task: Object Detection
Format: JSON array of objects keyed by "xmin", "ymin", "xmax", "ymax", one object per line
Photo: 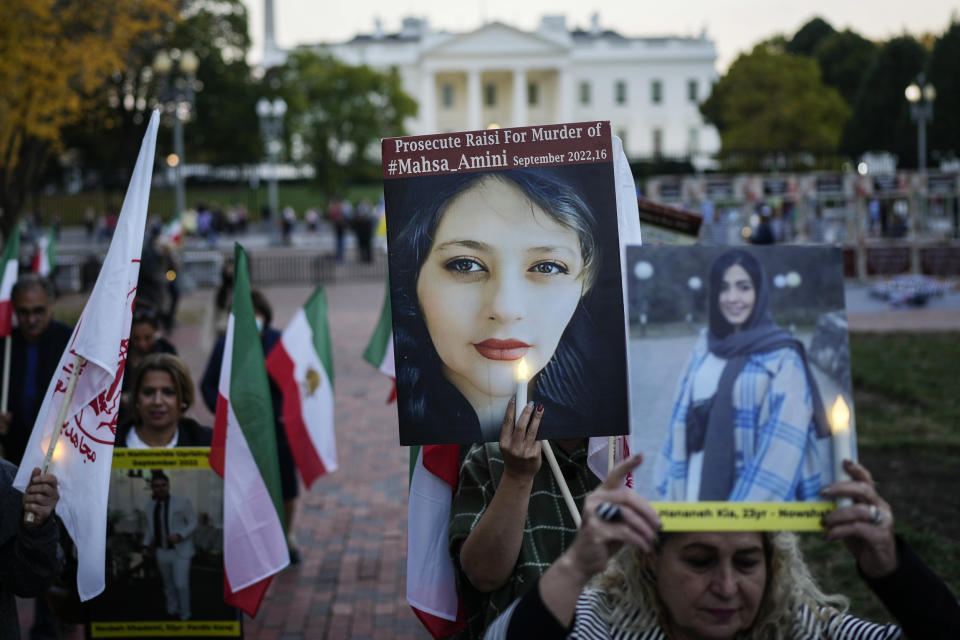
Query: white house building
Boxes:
[{"xmin": 263, "ymin": 6, "xmax": 720, "ymax": 161}]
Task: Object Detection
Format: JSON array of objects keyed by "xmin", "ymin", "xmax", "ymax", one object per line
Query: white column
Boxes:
[
  {"xmin": 557, "ymin": 67, "xmax": 572, "ymax": 123},
  {"xmin": 467, "ymin": 69, "xmax": 482, "ymax": 131},
  {"xmin": 512, "ymin": 68, "xmax": 527, "ymax": 127},
  {"xmin": 420, "ymin": 69, "xmax": 436, "ymax": 134}
]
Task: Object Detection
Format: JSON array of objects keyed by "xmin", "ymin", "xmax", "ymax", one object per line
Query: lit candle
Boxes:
[
  {"xmin": 830, "ymin": 395, "xmax": 853, "ymax": 508},
  {"xmin": 514, "ymin": 357, "xmax": 530, "ymax": 425}
]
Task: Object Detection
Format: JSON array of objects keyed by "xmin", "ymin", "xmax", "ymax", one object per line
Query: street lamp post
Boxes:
[
  {"xmin": 153, "ymin": 49, "xmax": 200, "ymax": 220},
  {"xmin": 256, "ymin": 97, "xmax": 287, "ymax": 245},
  {"xmin": 905, "ymin": 73, "xmax": 936, "ymax": 172}
]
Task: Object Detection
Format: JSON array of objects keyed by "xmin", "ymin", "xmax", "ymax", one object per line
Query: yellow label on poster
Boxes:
[
  {"xmin": 111, "ymin": 448, "xmax": 211, "ymax": 469},
  {"xmin": 653, "ymin": 502, "xmax": 834, "ymax": 531},
  {"xmin": 90, "ymin": 620, "xmax": 240, "ymax": 637}
]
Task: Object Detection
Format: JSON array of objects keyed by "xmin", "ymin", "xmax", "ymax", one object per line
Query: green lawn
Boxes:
[{"xmin": 801, "ymin": 331, "xmax": 960, "ymax": 623}]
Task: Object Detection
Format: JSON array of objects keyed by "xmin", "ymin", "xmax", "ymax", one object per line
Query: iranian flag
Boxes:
[
  {"xmin": 0, "ymin": 226, "xmax": 20, "ymax": 337},
  {"xmin": 31, "ymin": 227, "xmax": 56, "ymax": 276},
  {"xmin": 407, "ymin": 444, "xmax": 465, "ymax": 638},
  {"xmin": 210, "ymin": 243, "xmax": 289, "ymax": 617},
  {"xmin": 362, "ymin": 283, "xmax": 396, "ymax": 402},
  {"xmin": 265, "ymin": 286, "xmax": 337, "ymax": 488},
  {"xmin": 163, "ymin": 214, "xmax": 184, "ymax": 248}
]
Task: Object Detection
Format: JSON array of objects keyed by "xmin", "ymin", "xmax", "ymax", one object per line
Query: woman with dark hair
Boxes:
[
  {"xmin": 390, "ymin": 167, "xmax": 619, "ymax": 445},
  {"xmin": 654, "ymin": 248, "xmax": 829, "ymax": 502}
]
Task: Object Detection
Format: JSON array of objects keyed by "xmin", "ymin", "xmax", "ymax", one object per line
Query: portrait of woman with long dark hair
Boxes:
[{"xmin": 387, "ymin": 165, "xmax": 628, "ymax": 445}]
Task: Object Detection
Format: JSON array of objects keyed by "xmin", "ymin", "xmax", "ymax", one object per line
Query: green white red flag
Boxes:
[
  {"xmin": 210, "ymin": 243, "xmax": 289, "ymax": 617},
  {"xmin": 266, "ymin": 286, "xmax": 337, "ymax": 488},
  {"xmin": 407, "ymin": 444, "xmax": 465, "ymax": 638},
  {"xmin": 363, "ymin": 283, "xmax": 396, "ymax": 401},
  {"xmin": 0, "ymin": 226, "xmax": 20, "ymax": 337},
  {"xmin": 31, "ymin": 227, "xmax": 56, "ymax": 277}
]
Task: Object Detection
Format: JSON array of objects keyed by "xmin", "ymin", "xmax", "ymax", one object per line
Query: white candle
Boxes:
[
  {"xmin": 830, "ymin": 396, "xmax": 853, "ymax": 508},
  {"xmin": 515, "ymin": 357, "xmax": 530, "ymax": 425}
]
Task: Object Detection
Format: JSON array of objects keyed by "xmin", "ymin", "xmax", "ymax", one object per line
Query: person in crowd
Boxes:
[
  {"xmin": 450, "ymin": 400, "xmax": 598, "ymax": 639},
  {"xmin": 391, "ymin": 167, "xmax": 624, "ymax": 446},
  {"xmin": 484, "ymin": 456, "xmax": 960, "ymax": 640},
  {"xmin": 0, "ymin": 275, "xmax": 72, "ymax": 465},
  {"xmin": 119, "ymin": 304, "xmax": 179, "ymax": 425},
  {"xmin": 749, "ymin": 206, "xmax": 775, "ymax": 245},
  {"xmin": 655, "ymin": 248, "xmax": 829, "ymax": 502},
  {"xmin": 201, "ymin": 289, "xmax": 302, "ymax": 564},
  {"xmin": 116, "ymin": 354, "xmax": 211, "ymax": 448},
  {"xmin": 142, "ymin": 470, "xmax": 197, "ymax": 621},
  {"xmin": 0, "ymin": 461, "xmax": 61, "ymax": 640},
  {"xmin": 328, "ymin": 198, "xmax": 347, "ymax": 263}
]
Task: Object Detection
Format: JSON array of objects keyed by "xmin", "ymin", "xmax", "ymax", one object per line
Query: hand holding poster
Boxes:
[
  {"xmin": 626, "ymin": 245, "xmax": 856, "ymax": 530},
  {"xmin": 382, "ymin": 121, "xmax": 628, "ymax": 446}
]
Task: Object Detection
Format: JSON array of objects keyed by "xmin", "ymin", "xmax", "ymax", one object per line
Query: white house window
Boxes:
[
  {"xmin": 528, "ymin": 82, "xmax": 538, "ymax": 106},
  {"xmin": 615, "ymin": 80, "xmax": 627, "ymax": 105},
  {"xmin": 688, "ymin": 127, "xmax": 699, "ymax": 153},
  {"xmin": 653, "ymin": 128, "xmax": 664, "ymax": 157},
  {"xmin": 485, "ymin": 83, "xmax": 497, "ymax": 106},
  {"xmin": 579, "ymin": 81, "xmax": 591, "ymax": 105},
  {"xmin": 651, "ymin": 79, "xmax": 663, "ymax": 105},
  {"xmin": 687, "ymin": 79, "xmax": 698, "ymax": 102},
  {"xmin": 442, "ymin": 83, "xmax": 454, "ymax": 108}
]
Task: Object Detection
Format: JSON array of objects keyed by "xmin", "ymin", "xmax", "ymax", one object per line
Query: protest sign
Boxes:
[
  {"xmin": 86, "ymin": 448, "xmax": 240, "ymax": 638},
  {"xmin": 626, "ymin": 245, "xmax": 855, "ymax": 530},
  {"xmin": 382, "ymin": 121, "xmax": 628, "ymax": 446}
]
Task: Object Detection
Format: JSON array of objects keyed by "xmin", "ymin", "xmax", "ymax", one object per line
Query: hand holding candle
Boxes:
[{"xmin": 830, "ymin": 395, "xmax": 853, "ymax": 508}]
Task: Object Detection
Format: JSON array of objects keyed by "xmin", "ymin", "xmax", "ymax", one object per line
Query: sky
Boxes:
[{"xmin": 241, "ymin": 0, "xmax": 958, "ymax": 71}]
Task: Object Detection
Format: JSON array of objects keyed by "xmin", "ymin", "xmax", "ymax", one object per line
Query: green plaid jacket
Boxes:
[{"xmin": 448, "ymin": 441, "xmax": 599, "ymax": 640}]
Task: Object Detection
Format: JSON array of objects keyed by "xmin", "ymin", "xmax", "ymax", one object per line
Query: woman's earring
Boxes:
[{"xmin": 182, "ymin": 403, "xmax": 188, "ymax": 410}]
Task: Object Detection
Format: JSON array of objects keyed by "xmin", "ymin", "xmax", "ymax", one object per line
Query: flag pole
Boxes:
[
  {"xmin": 1, "ymin": 335, "xmax": 10, "ymax": 413},
  {"xmin": 542, "ymin": 440, "xmax": 582, "ymax": 527},
  {"xmin": 24, "ymin": 353, "xmax": 85, "ymax": 524}
]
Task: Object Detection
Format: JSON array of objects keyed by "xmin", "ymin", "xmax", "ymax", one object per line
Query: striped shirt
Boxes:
[{"xmin": 485, "ymin": 589, "xmax": 905, "ymax": 640}]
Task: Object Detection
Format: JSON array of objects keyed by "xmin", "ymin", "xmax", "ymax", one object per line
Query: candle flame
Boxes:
[
  {"xmin": 830, "ymin": 396, "xmax": 850, "ymax": 435},
  {"xmin": 515, "ymin": 357, "xmax": 530, "ymax": 382}
]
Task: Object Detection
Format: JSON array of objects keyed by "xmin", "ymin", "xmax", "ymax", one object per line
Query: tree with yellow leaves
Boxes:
[{"xmin": 0, "ymin": 0, "xmax": 176, "ymax": 237}]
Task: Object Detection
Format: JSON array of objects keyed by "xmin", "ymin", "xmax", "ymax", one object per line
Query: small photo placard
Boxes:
[
  {"xmin": 626, "ymin": 246, "xmax": 856, "ymax": 530},
  {"xmin": 86, "ymin": 448, "xmax": 240, "ymax": 638}
]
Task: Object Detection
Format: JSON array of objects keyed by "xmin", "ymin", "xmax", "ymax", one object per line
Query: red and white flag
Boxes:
[
  {"xmin": 363, "ymin": 283, "xmax": 396, "ymax": 402},
  {"xmin": 266, "ymin": 286, "xmax": 337, "ymax": 488},
  {"xmin": 0, "ymin": 226, "xmax": 20, "ymax": 337},
  {"xmin": 31, "ymin": 227, "xmax": 56, "ymax": 277},
  {"xmin": 210, "ymin": 243, "xmax": 289, "ymax": 617},
  {"xmin": 13, "ymin": 112, "xmax": 158, "ymax": 600},
  {"xmin": 407, "ymin": 444, "xmax": 465, "ymax": 638}
]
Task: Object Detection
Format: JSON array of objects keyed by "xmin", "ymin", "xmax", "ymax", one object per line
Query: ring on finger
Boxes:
[
  {"xmin": 596, "ymin": 502, "xmax": 623, "ymax": 523},
  {"xmin": 868, "ymin": 504, "xmax": 884, "ymax": 525}
]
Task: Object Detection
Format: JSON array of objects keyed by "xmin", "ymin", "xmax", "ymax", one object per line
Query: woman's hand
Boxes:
[
  {"xmin": 821, "ymin": 459, "xmax": 897, "ymax": 578},
  {"xmin": 540, "ymin": 454, "xmax": 661, "ymax": 627},
  {"xmin": 499, "ymin": 397, "xmax": 543, "ymax": 482},
  {"xmin": 22, "ymin": 467, "xmax": 59, "ymax": 528}
]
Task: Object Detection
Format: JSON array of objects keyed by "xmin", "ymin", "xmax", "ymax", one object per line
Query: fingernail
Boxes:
[{"xmin": 536, "ymin": 403, "xmax": 544, "ymax": 412}]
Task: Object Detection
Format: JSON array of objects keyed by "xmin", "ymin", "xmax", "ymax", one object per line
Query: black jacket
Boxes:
[
  {"xmin": 0, "ymin": 320, "xmax": 73, "ymax": 464},
  {"xmin": 115, "ymin": 417, "xmax": 212, "ymax": 448},
  {"xmin": 0, "ymin": 459, "xmax": 61, "ymax": 640}
]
